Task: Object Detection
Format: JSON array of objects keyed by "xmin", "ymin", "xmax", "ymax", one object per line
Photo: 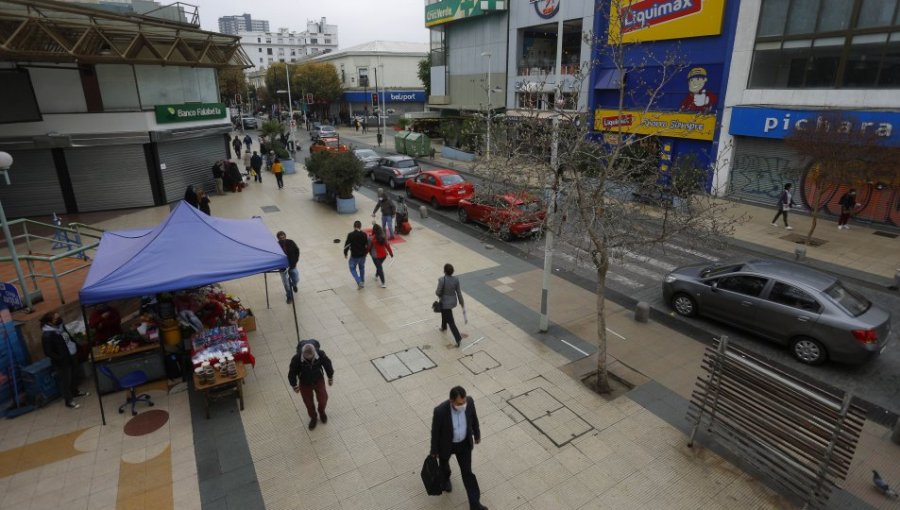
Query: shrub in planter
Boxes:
[{"xmin": 315, "ymin": 152, "xmax": 364, "ymax": 200}]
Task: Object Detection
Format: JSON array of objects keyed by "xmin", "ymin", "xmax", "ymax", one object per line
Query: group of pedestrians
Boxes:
[
  {"xmin": 183, "ymin": 184, "xmax": 211, "ymax": 215},
  {"xmin": 770, "ymin": 182, "xmax": 862, "ymax": 231}
]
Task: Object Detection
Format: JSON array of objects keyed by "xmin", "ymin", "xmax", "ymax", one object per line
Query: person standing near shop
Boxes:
[
  {"xmin": 41, "ymin": 312, "xmax": 89, "ymax": 409},
  {"xmin": 430, "ymin": 386, "xmax": 486, "ymax": 510},
  {"xmin": 184, "ymin": 185, "xmax": 199, "ymax": 207},
  {"xmin": 343, "ymin": 220, "xmax": 370, "ymax": 289},
  {"xmin": 771, "ymin": 183, "xmax": 796, "ymax": 230},
  {"xmin": 436, "ymin": 263, "xmax": 467, "ymax": 347},
  {"xmin": 288, "ymin": 340, "xmax": 334, "ymax": 430},
  {"xmin": 250, "ymin": 151, "xmax": 263, "ymax": 183},
  {"xmin": 197, "ymin": 190, "xmax": 211, "ymax": 215},
  {"xmin": 372, "ymin": 191, "xmax": 396, "ymax": 240},
  {"xmin": 277, "ymin": 231, "xmax": 300, "ymax": 304},
  {"xmin": 272, "ymin": 158, "xmax": 284, "ymax": 189},
  {"xmin": 369, "ymin": 224, "xmax": 394, "ymax": 288},
  {"xmin": 243, "ymin": 133, "xmax": 252, "ymax": 152},
  {"xmin": 837, "ymin": 188, "xmax": 860, "ymax": 230},
  {"xmin": 232, "ymin": 135, "xmax": 243, "ymax": 159},
  {"xmin": 212, "ymin": 161, "xmax": 225, "ymax": 195}
]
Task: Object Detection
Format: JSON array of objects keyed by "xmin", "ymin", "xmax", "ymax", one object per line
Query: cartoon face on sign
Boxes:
[
  {"xmin": 535, "ymin": 0, "xmax": 561, "ymax": 19},
  {"xmin": 679, "ymin": 67, "xmax": 717, "ymax": 113}
]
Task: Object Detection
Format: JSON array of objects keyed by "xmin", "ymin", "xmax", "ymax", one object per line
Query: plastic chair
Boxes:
[{"xmin": 98, "ymin": 365, "xmax": 154, "ymax": 416}]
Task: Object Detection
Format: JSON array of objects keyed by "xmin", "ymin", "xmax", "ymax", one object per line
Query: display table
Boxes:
[
  {"xmin": 91, "ymin": 343, "xmax": 165, "ymax": 395},
  {"xmin": 91, "ymin": 342, "xmax": 160, "ymax": 363},
  {"xmin": 193, "ymin": 361, "xmax": 245, "ymax": 419}
]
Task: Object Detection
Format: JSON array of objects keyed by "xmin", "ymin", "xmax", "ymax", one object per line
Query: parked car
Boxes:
[
  {"xmin": 662, "ymin": 259, "xmax": 893, "ymax": 365},
  {"xmin": 405, "ymin": 169, "xmax": 475, "ymax": 208},
  {"xmin": 371, "ymin": 155, "xmax": 421, "ymax": 188},
  {"xmin": 310, "ymin": 123, "xmax": 335, "ymax": 141},
  {"xmin": 353, "ymin": 149, "xmax": 380, "ymax": 175},
  {"xmin": 457, "ymin": 193, "xmax": 545, "ymax": 241},
  {"xmin": 310, "ymin": 136, "xmax": 349, "ymax": 154},
  {"xmin": 240, "ymin": 117, "xmax": 258, "ymax": 129}
]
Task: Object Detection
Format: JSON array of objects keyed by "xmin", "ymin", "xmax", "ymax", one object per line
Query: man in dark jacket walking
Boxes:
[
  {"xmin": 837, "ymin": 188, "xmax": 859, "ymax": 230},
  {"xmin": 343, "ymin": 220, "xmax": 370, "ymax": 289},
  {"xmin": 771, "ymin": 182, "xmax": 796, "ymax": 230},
  {"xmin": 250, "ymin": 151, "xmax": 263, "ymax": 183},
  {"xmin": 372, "ymin": 191, "xmax": 397, "ymax": 239},
  {"xmin": 277, "ymin": 231, "xmax": 300, "ymax": 304},
  {"xmin": 430, "ymin": 386, "xmax": 486, "ymax": 510},
  {"xmin": 41, "ymin": 312, "xmax": 88, "ymax": 409},
  {"xmin": 232, "ymin": 135, "xmax": 243, "ymax": 159},
  {"xmin": 437, "ymin": 263, "xmax": 467, "ymax": 346},
  {"xmin": 288, "ymin": 340, "xmax": 334, "ymax": 429}
]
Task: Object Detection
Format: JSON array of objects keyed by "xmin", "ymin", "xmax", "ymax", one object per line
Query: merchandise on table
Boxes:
[
  {"xmin": 93, "ymin": 310, "xmax": 161, "ymax": 357},
  {"xmin": 170, "ymin": 285, "xmax": 253, "ymax": 330},
  {"xmin": 190, "ymin": 326, "xmax": 255, "ymax": 367}
]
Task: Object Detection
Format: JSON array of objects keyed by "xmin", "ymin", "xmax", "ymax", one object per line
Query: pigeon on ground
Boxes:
[{"xmin": 873, "ymin": 470, "xmax": 899, "ymax": 499}]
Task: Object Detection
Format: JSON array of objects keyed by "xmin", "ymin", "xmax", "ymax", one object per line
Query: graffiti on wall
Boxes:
[{"xmin": 729, "ymin": 153, "xmax": 900, "ymax": 226}]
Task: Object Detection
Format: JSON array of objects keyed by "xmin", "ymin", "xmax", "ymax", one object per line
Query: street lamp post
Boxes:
[
  {"xmin": 374, "ymin": 66, "xmax": 382, "ymax": 147},
  {"xmin": 0, "ymin": 152, "xmax": 35, "ymax": 312},
  {"xmin": 481, "ymin": 51, "xmax": 493, "ymax": 162},
  {"xmin": 378, "ymin": 63, "xmax": 387, "ymax": 138},
  {"xmin": 284, "ymin": 64, "xmax": 295, "ymax": 150}
]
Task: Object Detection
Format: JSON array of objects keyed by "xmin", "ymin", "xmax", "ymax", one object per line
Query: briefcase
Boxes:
[{"xmin": 421, "ymin": 455, "xmax": 443, "ymax": 496}]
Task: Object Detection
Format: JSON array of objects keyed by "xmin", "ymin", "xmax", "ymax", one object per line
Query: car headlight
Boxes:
[{"xmin": 664, "ymin": 275, "xmax": 677, "ymax": 284}]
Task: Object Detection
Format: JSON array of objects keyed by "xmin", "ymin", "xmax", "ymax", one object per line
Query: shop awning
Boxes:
[{"xmin": 79, "ymin": 201, "xmax": 287, "ymax": 305}]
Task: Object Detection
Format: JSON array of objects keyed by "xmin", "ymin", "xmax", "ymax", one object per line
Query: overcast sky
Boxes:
[{"xmin": 193, "ymin": 0, "xmax": 430, "ymax": 49}]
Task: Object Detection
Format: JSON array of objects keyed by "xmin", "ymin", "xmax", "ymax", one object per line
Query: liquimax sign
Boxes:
[
  {"xmin": 608, "ymin": 0, "xmax": 725, "ymax": 44},
  {"xmin": 594, "ymin": 108, "xmax": 717, "ymax": 141},
  {"xmin": 425, "ymin": 0, "xmax": 507, "ymax": 27},
  {"xmin": 155, "ymin": 103, "xmax": 227, "ymax": 124}
]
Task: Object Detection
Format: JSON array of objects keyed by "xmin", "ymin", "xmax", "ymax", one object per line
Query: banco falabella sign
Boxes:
[{"xmin": 155, "ymin": 103, "xmax": 227, "ymax": 124}]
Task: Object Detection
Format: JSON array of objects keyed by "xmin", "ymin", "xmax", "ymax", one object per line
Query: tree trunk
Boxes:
[{"xmin": 594, "ymin": 248, "xmax": 611, "ymax": 393}]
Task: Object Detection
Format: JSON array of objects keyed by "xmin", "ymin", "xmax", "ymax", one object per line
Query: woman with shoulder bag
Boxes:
[
  {"xmin": 435, "ymin": 263, "xmax": 467, "ymax": 346},
  {"xmin": 369, "ymin": 224, "xmax": 393, "ymax": 288}
]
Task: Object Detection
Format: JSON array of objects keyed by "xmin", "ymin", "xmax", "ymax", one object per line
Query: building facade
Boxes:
[
  {"xmin": 311, "ymin": 41, "xmax": 428, "ymax": 121},
  {"xmin": 218, "ymin": 13, "xmax": 269, "ymax": 35},
  {"xmin": 589, "ymin": 0, "xmax": 741, "ymax": 190},
  {"xmin": 240, "ymin": 18, "xmax": 339, "ymax": 72},
  {"xmin": 715, "ymin": 0, "xmax": 900, "ymax": 226},
  {"xmin": 0, "ymin": 1, "xmax": 250, "ymax": 219}
]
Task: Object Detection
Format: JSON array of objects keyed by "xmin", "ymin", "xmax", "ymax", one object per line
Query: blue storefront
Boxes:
[
  {"xmin": 589, "ymin": 0, "xmax": 741, "ymax": 190},
  {"xmin": 340, "ymin": 90, "xmax": 426, "ymax": 119}
]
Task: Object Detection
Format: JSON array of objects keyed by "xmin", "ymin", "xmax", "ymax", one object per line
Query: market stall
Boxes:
[{"xmin": 79, "ymin": 201, "xmax": 296, "ymax": 424}]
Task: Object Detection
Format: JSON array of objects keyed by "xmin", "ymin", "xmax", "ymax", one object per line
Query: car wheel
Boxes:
[
  {"xmin": 389, "ymin": 178, "xmax": 398, "ymax": 189},
  {"xmin": 791, "ymin": 336, "xmax": 828, "ymax": 365},
  {"xmin": 406, "ymin": 187, "xmax": 413, "ymax": 198},
  {"xmin": 671, "ymin": 293, "xmax": 698, "ymax": 317},
  {"xmin": 431, "ymin": 197, "xmax": 439, "ymax": 209},
  {"xmin": 370, "ymin": 172, "xmax": 377, "ymax": 183},
  {"xmin": 499, "ymin": 226, "xmax": 514, "ymax": 242},
  {"xmin": 458, "ymin": 209, "xmax": 469, "ymax": 223}
]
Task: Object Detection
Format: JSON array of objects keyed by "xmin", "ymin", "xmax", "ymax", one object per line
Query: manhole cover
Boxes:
[
  {"xmin": 780, "ymin": 233, "xmax": 827, "ymax": 247},
  {"xmin": 261, "ymin": 205, "xmax": 280, "ymax": 213},
  {"xmin": 508, "ymin": 388, "xmax": 593, "ymax": 448},
  {"xmin": 873, "ymin": 231, "xmax": 898, "ymax": 239},
  {"xmin": 459, "ymin": 351, "xmax": 501, "ymax": 375},
  {"xmin": 371, "ymin": 347, "xmax": 436, "ymax": 382}
]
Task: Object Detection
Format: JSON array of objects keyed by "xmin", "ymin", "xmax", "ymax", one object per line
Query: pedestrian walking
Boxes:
[
  {"xmin": 41, "ymin": 312, "xmax": 89, "ymax": 409},
  {"xmin": 232, "ymin": 135, "xmax": 243, "ymax": 159},
  {"xmin": 288, "ymin": 340, "xmax": 334, "ymax": 430},
  {"xmin": 184, "ymin": 185, "xmax": 199, "ymax": 208},
  {"xmin": 243, "ymin": 133, "xmax": 252, "ymax": 152},
  {"xmin": 197, "ymin": 190, "xmax": 211, "ymax": 215},
  {"xmin": 272, "ymin": 158, "xmax": 284, "ymax": 189},
  {"xmin": 343, "ymin": 220, "xmax": 370, "ymax": 289},
  {"xmin": 372, "ymin": 191, "xmax": 397, "ymax": 239},
  {"xmin": 362, "ymin": 120, "xmax": 368, "ymax": 133},
  {"xmin": 436, "ymin": 263, "xmax": 467, "ymax": 346},
  {"xmin": 369, "ymin": 223, "xmax": 394, "ymax": 288},
  {"xmin": 250, "ymin": 151, "xmax": 263, "ymax": 183},
  {"xmin": 430, "ymin": 386, "xmax": 486, "ymax": 510},
  {"xmin": 212, "ymin": 161, "xmax": 225, "ymax": 195},
  {"xmin": 771, "ymin": 183, "xmax": 796, "ymax": 230},
  {"xmin": 837, "ymin": 188, "xmax": 860, "ymax": 230},
  {"xmin": 355, "ymin": 119, "xmax": 359, "ymax": 132},
  {"xmin": 277, "ymin": 231, "xmax": 300, "ymax": 303}
]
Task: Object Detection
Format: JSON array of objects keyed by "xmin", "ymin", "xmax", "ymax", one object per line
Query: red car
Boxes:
[
  {"xmin": 457, "ymin": 193, "xmax": 545, "ymax": 241},
  {"xmin": 405, "ymin": 169, "xmax": 475, "ymax": 208}
]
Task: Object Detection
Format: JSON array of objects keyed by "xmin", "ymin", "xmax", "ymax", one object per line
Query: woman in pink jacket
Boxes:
[{"xmin": 369, "ymin": 224, "xmax": 394, "ymax": 288}]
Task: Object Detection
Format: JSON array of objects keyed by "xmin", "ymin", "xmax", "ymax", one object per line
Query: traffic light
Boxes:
[
  {"xmin": 306, "ymin": 93, "xmax": 314, "ymax": 105},
  {"xmin": 371, "ymin": 93, "xmax": 379, "ymax": 107}
]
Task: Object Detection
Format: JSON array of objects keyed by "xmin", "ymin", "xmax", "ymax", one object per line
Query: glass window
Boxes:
[
  {"xmin": 786, "ymin": 0, "xmax": 820, "ymax": 34},
  {"xmin": 858, "ymin": 0, "xmax": 898, "ymax": 28},
  {"xmin": 768, "ymin": 282, "xmax": 822, "ymax": 312},
  {"xmin": 96, "ymin": 64, "xmax": 140, "ymax": 111},
  {"xmin": 880, "ymin": 36, "xmax": 900, "ymax": 85},
  {"xmin": 716, "ymin": 275, "xmax": 768, "ymax": 297},
  {"xmin": 441, "ymin": 174, "xmax": 464, "ymax": 185},
  {"xmin": 824, "ymin": 281, "xmax": 871, "ymax": 316},
  {"xmin": 759, "ymin": 0, "xmax": 790, "ymax": 36},
  {"xmin": 843, "ymin": 37, "xmax": 888, "ymax": 86},
  {"xmin": 805, "ymin": 47, "xmax": 843, "ymax": 86},
  {"xmin": 818, "ymin": 2, "xmax": 853, "ymax": 31}
]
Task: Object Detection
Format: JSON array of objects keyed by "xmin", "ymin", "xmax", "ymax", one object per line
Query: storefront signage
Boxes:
[
  {"xmin": 1, "ymin": 283, "xmax": 22, "ymax": 310},
  {"xmin": 425, "ymin": 0, "xmax": 507, "ymax": 27},
  {"xmin": 154, "ymin": 103, "xmax": 227, "ymax": 124},
  {"xmin": 342, "ymin": 91, "xmax": 426, "ymax": 103},
  {"xmin": 729, "ymin": 107, "xmax": 898, "ymax": 145},
  {"xmin": 608, "ymin": 0, "xmax": 725, "ymax": 44},
  {"xmin": 594, "ymin": 108, "xmax": 717, "ymax": 141},
  {"xmin": 534, "ymin": 0, "xmax": 561, "ymax": 19}
]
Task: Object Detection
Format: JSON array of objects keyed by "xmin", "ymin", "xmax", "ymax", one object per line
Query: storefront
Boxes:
[
  {"xmin": 589, "ymin": 0, "xmax": 740, "ymax": 189},
  {"xmin": 341, "ymin": 90, "xmax": 427, "ymax": 119},
  {"xmin": 726, "ymin": 106, "xmax": 900, "ymax": 227}
]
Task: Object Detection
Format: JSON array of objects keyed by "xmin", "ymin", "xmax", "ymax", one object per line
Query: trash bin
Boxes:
[
  {"xmin": 404, "ymin": 132, "xmax": 432, "ymax": 158},
  {"xmin": 394, "ymin": 131, "xmax": 411, "ymax": 154},
  {"xmin": 21, "ymin": 358, "xmax": 59, "ymax": 406}
]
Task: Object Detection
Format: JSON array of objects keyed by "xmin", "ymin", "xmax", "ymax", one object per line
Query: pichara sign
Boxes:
[{"xmin": 729, "ymin": 107, "xmax": 898, "ymax": 145}]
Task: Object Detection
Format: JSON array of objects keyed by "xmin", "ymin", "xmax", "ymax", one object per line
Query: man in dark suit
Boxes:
[{"xmin": 430, "ymin": 386, "xmax": 487, "ymax": 510}]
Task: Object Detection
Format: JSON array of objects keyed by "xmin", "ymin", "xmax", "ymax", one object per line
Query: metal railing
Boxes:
[
  {"xmin": 0, "ymin": 219, "xmax": 102, "ymax": 306},
  {"xmin": 687, "ymin": 337, "xmax": 865, "ymax": 509}
]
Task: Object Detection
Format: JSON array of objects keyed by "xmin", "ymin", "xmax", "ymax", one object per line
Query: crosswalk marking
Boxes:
[
  {"xmin": 553, "ymin": 250, "xmax": 643, "ymax": 289},
  {"xmin": 618, "ymin": 249, "xmax": 677, "ymax": 272},
  {"xmin": 662, "ymin": 242, "xmax": 720, "ymax": 262}
]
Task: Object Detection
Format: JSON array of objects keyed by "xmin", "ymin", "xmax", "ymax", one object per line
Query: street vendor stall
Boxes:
[{"xmin": 79, "ymin": 201, "xmax": 298, "ymax": 424}]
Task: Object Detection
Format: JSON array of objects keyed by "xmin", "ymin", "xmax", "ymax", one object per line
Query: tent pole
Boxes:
[
  {"xmin": 264, "ymin": 273, "xmax": 270, "ymax": 309},
  {"xmin": 82, "ymin": 305, "xmax": 106, "ymax": 426},
  {"xmin": 291, "ymin": 297, "xmax": 300, "ymax": 343}
]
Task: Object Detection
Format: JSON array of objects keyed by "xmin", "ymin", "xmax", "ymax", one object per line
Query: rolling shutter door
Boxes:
[
  {"xmin": 0, "ymin": 149, "xmax": 65, "ymax": 219},
  {"xmin": 157, "ymin": 135, "xmax": 225, "ymax": 202},
  {"xmin": 726, "ymin": 137, "xmax": 806, "ymax": 206},
  {"xmin": 64, "ymin": 145, "xmax": 154, "ymax": 212}
]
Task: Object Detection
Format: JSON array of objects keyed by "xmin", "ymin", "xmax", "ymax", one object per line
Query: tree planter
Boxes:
[
  {"xmin": 282, "ymin": 159, "xmax": 296, "ymax": 174},
  {"xmin": 312, "ymin": 181, "xmax": 328, "ymax": 201},
  {"xmin": 336, "ymin": 196, "xmax": 357, "ymax": 214}
]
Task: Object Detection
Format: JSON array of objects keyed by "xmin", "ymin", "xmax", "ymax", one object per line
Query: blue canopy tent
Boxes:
[{"xmin": 79, "ymin": 201, "xmax": 295, "ymax": 423}]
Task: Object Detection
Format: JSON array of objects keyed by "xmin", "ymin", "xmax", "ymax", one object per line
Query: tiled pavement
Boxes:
[{"xmin": 0, "ymin": 136, "xmax": 897, "ymax": 510}]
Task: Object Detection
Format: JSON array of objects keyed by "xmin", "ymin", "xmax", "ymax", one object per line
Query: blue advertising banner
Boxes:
[
  {"xmin": 1, "ymin": 283, "xmax": 22, "ymax": 310},
  {"xmin": 342, "ymin": 90, "xmax": 426, "ymax": 103},
  {"xmin": 729, "ymin": 106, "xmax": 899, "ymax": 145}
]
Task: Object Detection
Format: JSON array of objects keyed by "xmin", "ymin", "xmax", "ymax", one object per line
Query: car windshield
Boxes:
[
  {"xmin": 396, "ymin": 159, "xmax": 417, "ymax": 168},
  {"xmin": 825, "ymin": 281, "xmax": 871, "ymax": 316},
  {"xmin": 320, "ymin": 126, "xmax": 334, "ymax": 131},
  {"xmin": 441, "ymin": 174, "xmax": 464, "ymax": 185},
  {"xmin": 515, "ymin": 200, "xmax": 542, "ymax": 213},
  {"xmin": 356, "ymin": 150, "xmax": 377, "ymax": 159}
]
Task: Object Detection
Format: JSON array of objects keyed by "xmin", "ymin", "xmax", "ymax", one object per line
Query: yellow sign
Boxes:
[
  {"xmin": 608, "ymin": 0, "xmax": 726, "ymax": 44},
  {"xmin": 594, "ymin": 109, "xmax": 718, "ymax": 141}
]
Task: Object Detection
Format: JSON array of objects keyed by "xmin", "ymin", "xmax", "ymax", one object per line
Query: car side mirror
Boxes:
[{"xmin": 710, "ymin": 281, "xmax": 718, "ymax": 291}]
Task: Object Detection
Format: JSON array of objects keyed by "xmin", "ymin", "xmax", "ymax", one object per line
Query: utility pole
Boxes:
[
  {"xmin": 374, "ymin": 66, "xmax": 382, "ymax": 147},
  {"xmin": 481, "ymin": 51, "xmax": 492, "ymax": 162},
  {"xmin": 285, "ymin": 64, "xmax": 295, "ymax": 151}
]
